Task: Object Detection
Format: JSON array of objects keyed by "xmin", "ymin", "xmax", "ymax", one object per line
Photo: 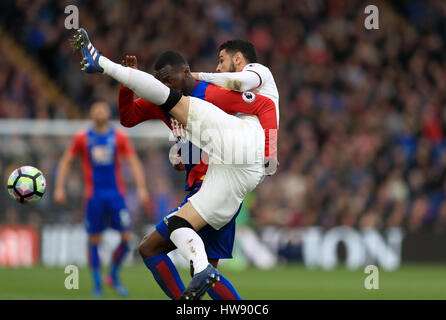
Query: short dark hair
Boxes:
[
  {"xmin": 219, "ymin": 39, "xmax": 258, "ymax": 63},
  {"xmin": 154, "ymin": 50, "xmax": 188, "ymax": 71}
]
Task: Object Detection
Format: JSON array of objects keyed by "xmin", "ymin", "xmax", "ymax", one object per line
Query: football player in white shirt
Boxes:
[
  {"xmin": 73, "ymin": 28, "xmax": 268, "ymax": 300},
  {"xmin": 193, "ymin": 39, "xmax": 279, "ymax": 174}
]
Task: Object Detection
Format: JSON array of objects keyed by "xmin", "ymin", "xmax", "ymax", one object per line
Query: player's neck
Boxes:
[{"xmin": 93, "ymin": 123, "xmax": 109, "ymax": 134}]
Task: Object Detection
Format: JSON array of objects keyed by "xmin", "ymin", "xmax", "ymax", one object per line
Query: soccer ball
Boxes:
[{"xmin": 7, "ymin": 166, "xmax": 46, "ymax": 204}]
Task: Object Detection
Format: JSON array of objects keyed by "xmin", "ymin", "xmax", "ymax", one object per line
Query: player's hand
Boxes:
[
  {"xmin": 173, "ymin": 158, "xmax": 185, "ymax": 171},
  {"xmin": 169, "ymin": 153, "xmax": 185, "ymax": 171},
  {"xmin": 191, "ymin": 72, "xmax": 199, "ymax": 80},
  {"xmin": 121, "ymin": 55, "xmax": 138, "ymax": 69},
  {"xmin": 54, "ymin": 188, "xmax": 66, "ymax": 205},
  {"xmin": 168, "ymin": 144, "xmax": 186, "ymax": 171},
  {"xmin": 137, "ymin": 187, "xmax": 150, "ymax": 206},
  {"xmin": 137, "ymin": 187, "xmax": 152, "ymax": 216}
]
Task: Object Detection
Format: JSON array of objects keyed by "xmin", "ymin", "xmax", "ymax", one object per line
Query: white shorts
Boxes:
[{"xmin": 185, "ymin": 97, "xmax": 265, "ymax": 230}]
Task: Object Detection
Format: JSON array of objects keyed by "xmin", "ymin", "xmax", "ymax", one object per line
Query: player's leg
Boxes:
[
  {"xmin": 88, "ymin": 233, "xmax": 103, "ymax": 297},
  {"xmin": 138, "ymin": 188, "xmax": 209, "ymax": 300},
  {"xmin": 189, "ymin": 258, "xmax": 241, "ymax": 300},
  {"xmin": 165, "ymin": 97, "xmax": 264, "ymax": 300},
  {"xmin": 139, "ymin": 228, "xmax": 185, "ymax": 300},
  {"xmin": 188, "ymin": 256, "xmax": 242, "ymax": 301},
  {"xmin": 166, "ymin": 201, "xmax": 220, "ymax": 300},
  {"xmin": 207, "ymin": 272, "xmax": 242, "ymax": 300},
  {"xmin": 74, "ymin": 29, "xmax": 265, "ymax": 161},
  {"xmin": 174, "ymin": 159, "xmax": 264, "ymax": 299},
  {"xmin": 139, "ymin": 191, "xmax": 241, "ymax": 300},
  {"xmin": 194, "ymin": 209, "xmax": 243, "ymax": 300},
  {"xmin": 108, "ymin": 197, "xmax": 133, "ymax": 296},
  {"xmin": 85, "ymin": 197, "xmax": 106, "ymax": 297},
  {"xmin": 98, "ymin": 56, "xmax": 191, "ymax": 125},
  {"xmin": 140, "ymin": 231, "xmax": 239, "ymax": 302},
  {"xmin": 110, "ymin": 231, "xmax": 132, "ymax": 281},
  {"xmin": 74, "ymin": 28, "xmax": 259, "ymax": 137},
  {"xmin": 73, "ymin": 28, "xmax": 190, "ymax": 124},
  {"xmin": 104, "ymin": 230, "xmax": 131, "ymax": 297}
]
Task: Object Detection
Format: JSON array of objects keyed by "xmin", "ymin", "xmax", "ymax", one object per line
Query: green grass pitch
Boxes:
[{"xmin": 1, "ymin": 263, "xmax": 445, "ymax": 300}]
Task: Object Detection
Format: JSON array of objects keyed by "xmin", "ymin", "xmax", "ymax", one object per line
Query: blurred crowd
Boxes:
[{"xmin": 2, "ymin": 0, "xmax": 446, "ymax": 233}]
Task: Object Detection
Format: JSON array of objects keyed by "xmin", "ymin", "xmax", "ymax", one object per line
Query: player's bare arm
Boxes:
[
  {"xmin": 54, "ymin": 150, "xmax": 75, "ymax": 204},
  {"xmin": 126, "ymin": 153, "xmax": 150, "ymax": 207}
]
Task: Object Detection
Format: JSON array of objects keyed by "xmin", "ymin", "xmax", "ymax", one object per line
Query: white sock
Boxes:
[
  {"xmin": 170, "ymin": 227, "xmax": 209, "ymax": 274},
  {"xmin": 98, "ymin": 56, "xmax": 170, "ymax": 106}
]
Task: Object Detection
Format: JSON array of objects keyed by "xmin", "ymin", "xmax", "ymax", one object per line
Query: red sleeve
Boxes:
[
  {"xmin": 204, "ymin": 84, "xmax": 278, "ymax": 159},
  {"xmin": 115, "ymin": 130, "xmax": 135, "ymax": 157},
  {"xmin": 203, "ymin": 85, "xmax": 241, "ymax": 115},
  {"xmin": 68, "ymin": 131, "xmax": 86, "ymax": 157},
  {"xmin": 119, "ymin": 85, "xmax": 171, "ymax": 128}
]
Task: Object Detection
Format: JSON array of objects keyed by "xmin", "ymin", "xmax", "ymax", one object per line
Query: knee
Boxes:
[
  {"xmin": 167, "ymin": 215, "xmax": 194, "ymax": 237},
  {"xmin": 138, "ymin": 234, "xmax": 153, "ymax": 259},
  {"xmin": 139, "ymin": 229, "xmax": 176, "ymax": 260},
  {"xmin": 89, "ymin": 234, "xmax": 101, "ymax": 245}
]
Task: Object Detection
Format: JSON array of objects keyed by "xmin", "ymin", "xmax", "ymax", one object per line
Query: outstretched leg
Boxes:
[{"xmin": 73, "ymin": 28, "xmax": 190, "ymax": 124}]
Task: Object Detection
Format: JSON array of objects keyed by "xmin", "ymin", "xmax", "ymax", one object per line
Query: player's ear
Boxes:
[
  {"xmin": 233, "ymin": 52, "xmax": 243, "ymax": 65},
  {"xmin": 183, "ymin": 66, "xmax": 191, "ymax": 78}
]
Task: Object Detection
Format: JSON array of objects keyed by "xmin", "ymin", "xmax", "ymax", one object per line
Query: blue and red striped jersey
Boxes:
[{"xmin": 68, "ymin": 127, "xmax": 135, "ymax": 198}]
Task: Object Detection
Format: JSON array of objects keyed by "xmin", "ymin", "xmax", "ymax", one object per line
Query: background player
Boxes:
[{"xmin": 54, "ymin": 101, "xmax": 150, "ymax": 297}]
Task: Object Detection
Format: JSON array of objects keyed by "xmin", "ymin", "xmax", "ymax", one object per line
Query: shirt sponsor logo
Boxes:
[{"xmin": 91, "ymin": 145, "xmax": 113, "ymax": 164}]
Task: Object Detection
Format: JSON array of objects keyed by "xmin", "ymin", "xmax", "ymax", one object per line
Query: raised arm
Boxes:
[
  {"xmin": 196, "ymin": 70, "xmax": 261, "ymax": 92},
  {"xmin": 127, "ymin": 152, "xmax": 151, "ymax": 209}
]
